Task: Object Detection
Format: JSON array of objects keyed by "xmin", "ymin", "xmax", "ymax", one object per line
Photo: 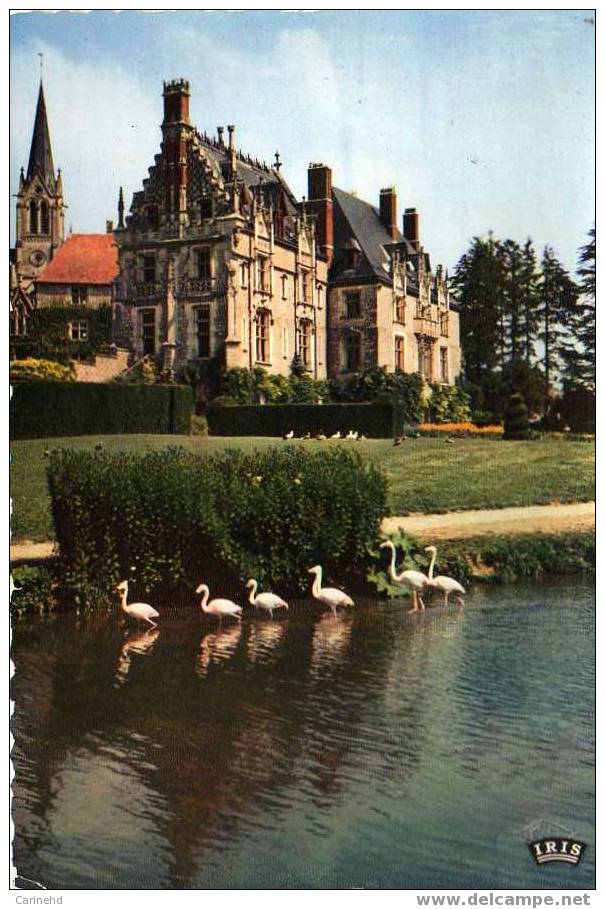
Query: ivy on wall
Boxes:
[{"xmin": 28, "ymin": 304, "xmax": 112, "ymax": 364}]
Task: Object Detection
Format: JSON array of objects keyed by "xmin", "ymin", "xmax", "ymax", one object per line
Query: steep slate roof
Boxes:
[
  {"xmin": 37, "ymin": 234, "xmax": 118, "ymax": 285},
  {"xmin": 27, "ymin": 82, "xmax": 56, "ymax": 187},
  {"xmin": 332, "ymin": 187, "xmax": 416, "ymax": 284}
]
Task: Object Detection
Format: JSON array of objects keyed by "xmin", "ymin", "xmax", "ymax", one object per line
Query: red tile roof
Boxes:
[{"xmin": 37, "ymin": 234, "xmax": 119, "ymax": 285}]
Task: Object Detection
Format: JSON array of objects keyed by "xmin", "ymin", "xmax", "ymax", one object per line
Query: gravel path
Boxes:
[{"xmin": 381, "ymin": 501, "xmax": 595, "ymax": 540}]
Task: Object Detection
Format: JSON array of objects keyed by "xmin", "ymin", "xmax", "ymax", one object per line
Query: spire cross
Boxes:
[{"xmin": 38, "ymin": 52, "xmax": 44, "ymax": 81}]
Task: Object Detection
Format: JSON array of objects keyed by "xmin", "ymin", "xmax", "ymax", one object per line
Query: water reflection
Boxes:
[
  {"xmin": 115, "ymin": 627, "xmax": 160, "ymax": 687},
  {"xmin": 11, "ymin": 582, "xmax": 595, "ymax": 890},
  {"xmin": 195, "ymin": 624, "xmax": 242, "ymax": 677}
]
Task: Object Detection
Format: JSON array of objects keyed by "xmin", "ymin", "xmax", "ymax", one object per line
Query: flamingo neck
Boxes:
[
  {"xmin": 311, "ymin": 568, "xmax": 322, "ymax": 598},
  {"xmin": 387, "ymin": 543, "xmax": 398, "ymax": 581},
  {"xmin": 248, "ymin": 581, "xmax": 258, "ymax": 605},
  {"xmin": 119, "ymin": 587, "xmax": 128, "ymax": 611},
  {"xmin": 199, "ymin": 587, "xmax": 209, "ymax": 611},
  {"xmin": 427, "ymin": 549, "xmax": 437, "ymax": 580}
]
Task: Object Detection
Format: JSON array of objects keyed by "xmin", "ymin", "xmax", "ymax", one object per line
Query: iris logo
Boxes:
[{"xmin": 528, "ymin": 838, "xmax": 586, "ymax": 866}]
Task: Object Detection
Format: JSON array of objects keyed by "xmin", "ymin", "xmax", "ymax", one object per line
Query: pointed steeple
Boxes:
[{"xmin": 26, "ymin": 81, "xmax": 55, "ymax": 187}]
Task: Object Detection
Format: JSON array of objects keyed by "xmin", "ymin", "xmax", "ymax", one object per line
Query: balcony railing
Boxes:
[
  {"xmin": 130, "ymin": 282, "xmax": 164, "ymax": 300},
  {"xmin": 178, "ymin": 277, "xmax": 219, "ymax": 296},
  {"xmin": 413, "ymin": 316, "xmax": 440, "ymax": 339}
]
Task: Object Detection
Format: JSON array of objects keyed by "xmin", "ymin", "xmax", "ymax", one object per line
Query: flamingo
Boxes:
[
  {"xmin": 246, "ymin": 579, "xmax": 289, "ymax": 619},
  {"xmin": 424, "ymin": 545, "xmax": 465, "ymax": 606},
  {"xmin": 116, "ymin": 580, "xmax": 159, "ymax": 627},
  {"xmin": 379, "ymin": 541, "xmax": 429, "ymax": 613},
  {"xmin": 308, "ymin": 565, "xmax": 354, "ymax": 616},
  {"xmin": 196, "ymin": 583, "xmax": 243, "ymax": 623}
]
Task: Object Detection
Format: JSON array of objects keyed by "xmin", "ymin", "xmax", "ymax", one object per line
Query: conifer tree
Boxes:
[
  {"xmin": 538, "ymin": 247, "xmax": 579, "ymax": 396},
  {"xmin": 563, "ymin": 227, "xmax": 595, "ymax": 389}
]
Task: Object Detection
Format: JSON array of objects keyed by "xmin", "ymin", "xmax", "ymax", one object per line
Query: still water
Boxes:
[{"xmin": 12, "ymin": 580, "xmax": 594, "ymax": 890}]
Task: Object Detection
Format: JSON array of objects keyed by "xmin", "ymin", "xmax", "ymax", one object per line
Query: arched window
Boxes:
[
  {"xmin": 29, "ymin": 200, "xmax": 38, "ymax": 234},
  {"xmin": 255, "ymin": 309, "xmax": 270, "ymax": 363},
  {"xmin": 40, "ymin": 201, "xmax": 49, "ymax": 235}
]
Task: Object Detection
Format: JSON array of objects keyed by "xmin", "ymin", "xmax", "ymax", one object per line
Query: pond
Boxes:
[{"xmin": 11, "ymin": 579, "xmax": 594, "ymax": 890}]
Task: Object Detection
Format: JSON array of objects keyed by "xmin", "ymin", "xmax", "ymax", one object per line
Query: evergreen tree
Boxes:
[
  {"xmin": 499, "ymin": 239, "xmax": 524, "ymax": 365},
  {"xmin": 538, "ymin": 247, "xmax": 579, "ymax": 398},
  {"xmin": 519, "ymin": 239, "xmax": 541, "ymax": 363},
  {"xmin": 450, "ymin": 234, "xmax": 506, "ymax": 385},
  {"xmin": 563, "ymin": 227, "xmax": 595, "ymax": 389}
]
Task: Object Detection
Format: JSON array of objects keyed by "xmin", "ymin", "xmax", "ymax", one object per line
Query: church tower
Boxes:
[{"xmin": 14, "ymin": 79, "xmax": 65, "ymax": 283}]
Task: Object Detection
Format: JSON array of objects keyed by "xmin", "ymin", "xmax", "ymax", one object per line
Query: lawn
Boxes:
[{"xmin": 10, "ymin": 434, "xmax": 595, "ymax": 542}]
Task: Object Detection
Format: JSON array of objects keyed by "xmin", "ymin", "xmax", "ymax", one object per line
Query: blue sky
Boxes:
[{"xmin": 10, "ymin": 10, "xmax": 595, "ymax": 273}]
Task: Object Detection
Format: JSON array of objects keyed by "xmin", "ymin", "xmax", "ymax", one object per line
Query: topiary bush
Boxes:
[
  {"xmin": 503, "ymin": 391, "xmax": 530, "ymax": 440},
  {"xmin": 428, "ymin": 383, "xmax": 471, "ymax": 423},
  {"xmin": 47, "ymin": 445, "xmax": 389, "ymax": 606}
]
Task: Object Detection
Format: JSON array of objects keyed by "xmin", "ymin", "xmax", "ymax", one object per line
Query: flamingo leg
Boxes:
[
  {"xmin": 408, "ymin": 591, "xmax": 418, "ymax": 614},
  {"xmin": 145, "ymin": 618, "xmax": 158, "ymax": 628},
  {"xmin": 443, "ymin": 591, "xmax": 450, "ymax": 608},
  {"xmin": 418, "ymin": 593, "xmax": 426, "ymax": 611}
]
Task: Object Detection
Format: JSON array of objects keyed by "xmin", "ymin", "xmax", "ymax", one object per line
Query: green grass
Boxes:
[{"xmin": 10, "ymin": 434, "xmax": 595, "ymax": 542}]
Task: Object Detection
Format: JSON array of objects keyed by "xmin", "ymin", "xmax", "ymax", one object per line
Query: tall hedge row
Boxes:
[
  {"xmin": 47, "ymin": 446, "xmax": 388, "ymax": 603},
  {"xmin": 10, "ymin": 382, "xmax": 193, "ymax": 439},
  {"xmin": 206, "ymin": 401, "xmax": 407, "ymax": 438}
]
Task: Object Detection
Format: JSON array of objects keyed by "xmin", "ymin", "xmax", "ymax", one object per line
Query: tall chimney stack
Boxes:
[
  {"xmin": 162, "ymin": 79, "xmax": 190, "ymax": 126},
  {"xmin": 307, "ymin": 163, "xmax": 334, "ymax": 265},
  {"xmin": 403, "ymin": 207, "xmax": 420, "ymax": 251},
  {"xmin": 379, "ymin": 187, "xmax": 398, "ymax": 240}
]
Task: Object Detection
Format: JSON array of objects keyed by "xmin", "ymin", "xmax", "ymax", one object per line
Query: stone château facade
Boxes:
[{"xmin": 113, "ymin": 80, "xmax": 329, "ymax": 378}]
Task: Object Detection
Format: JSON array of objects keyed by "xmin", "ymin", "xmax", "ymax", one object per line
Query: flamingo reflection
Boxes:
[
  {"xmin": 310, "ymin": 612, "xmax": 353, "ymax": 672},
  {"xmin": 246, "ymin": 619, "xmax": 287, "ymax": 663},
  {"xmin": 114, "ymin": 626, "xmax": 160, "ymax": 686},
  {"xmin": 195, "ymin": 624, "xmax": 242, "ymax": 678}
]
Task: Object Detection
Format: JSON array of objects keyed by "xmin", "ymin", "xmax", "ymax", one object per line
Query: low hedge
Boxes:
[
  {"xmin": 10, "ymin": 382, "xmax": 193, "ymax": 439},
  {"xmin": 47, "ymin": 445, "xmax": 388, "ymax": 605},
  {"xmin": 206, "ymin": 402, "xmax": 407, "ymax": 438}
]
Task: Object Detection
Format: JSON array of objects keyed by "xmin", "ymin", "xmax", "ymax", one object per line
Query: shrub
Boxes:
[
  {"xmin": 560, "ymin": 386, "xmax": 595, "ymax": 434},
  {"xmin": 10, "ymin": 358, "xmax": 76, "ymax": 383},
  {"xmin": 329, "ymin": 367, "xmax": 424, "ymax": 421},
  {"xmin": 10, "ymin": 382, "xmax": 193, "ymax": 439},
  {"xmin": 206, "ymin": 402, "xmax": 407, "ymax": 438},
  {"xmin": 428, "ymin": 383, "xmax": 471, "ymax": 423},
  {"xmin": 503, "ymin": 391, "xmax": 530, "ymax": 440},
  {"xmin": 219, "ymin": 363, "xmax": 328, "ymax": 406},
  {"xmin": 47, "ymin": 445, "xmax": 389, "ymax": 604}
]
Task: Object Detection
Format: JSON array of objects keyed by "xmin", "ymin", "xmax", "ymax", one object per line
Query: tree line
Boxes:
[{"xmin": 450, "ymin": 227, "xmax": 595, "ymax": 421}]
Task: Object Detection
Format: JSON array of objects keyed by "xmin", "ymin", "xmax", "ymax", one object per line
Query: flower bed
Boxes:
[{"xmin": 418, "ymin": 421, "xmax": 503, "ymax": 437}]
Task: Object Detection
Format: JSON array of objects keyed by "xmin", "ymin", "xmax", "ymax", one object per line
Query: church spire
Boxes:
[{"xmin": 26, "ymin": 80, "xmax": 56, "ymax": 187}]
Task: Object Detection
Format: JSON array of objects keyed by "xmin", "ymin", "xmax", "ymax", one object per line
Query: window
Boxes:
[
  {"xmin": 395, "ymin": 336, "xmax": 405, "ymax": 371},
  {"xmin": 317, "ymin": 285, "xmax": 323, "ymax": 309},
  {"xmin": 395, "ymin": 296, "xmax": 406, "ymax": 324},
  {"xmin": 195, "ymin": 248, "xmax": 211, "ymax": 280},
  {"xmin": 282, "ymin": 326, "xmax": 288, "ymax": 358},
  {"xmin": 146, "ymin": 205, "xmax": 159, "ymax": 230},
  {"xmin": 256, "ymin": 309, "xmax": 270, "ymax": 362},
  {"xmin": 440, "ymin": 347, "xmax": 449, "ymax": 383},
  {"xmin": 345, "ymin": 292, "xmax": 361, "ymax": 319},
  {"xmin": 416, "ymin": 300, "xmax": 423, "ymax": 319},
  {"xmin": 71, "ymin": 285, "xmax": 88, "ymax": 306},
  {"xmin": 29, "ymin": 200, "xmax": 38, "ymax": 234},
  {"xmin": 345, "ymin": 333, "xmax": 361, "ymax": 372},
  {"xmin": 40, "ymin": 201, "xmax": 49, "ymax": 235},
  {"xmin": 298, "ymin": 320, "xmax": 312, "ymax": 367},
  {"xmin": 242, "ymin": 316, "xmax": 248, "ymax": 351},
  {"xmin": 281, "ymin": 274, "xmax": 288, "ymax": 299},
  {"xmin": 418, "ymin": 339, "xmax": 433, "ymax": 380},
  {"xmin": 195, "ymin": 305, "xmax": 211, "ymax": 357},
  {"xmin": 141, "ymin": 309, "xmax": 156, "ymax": 355},
  {"xmin": 143, "ymin": 255, "xmax": 156, "ymax": 285},
  {"xmin": 258, "ymin": 256, "xmax": 269, "ymax": 292},
  {"xmin": 240, "ymin": 262, "xmax": 249, "ymax": 289},
  {"xmin": 200, "ymin": 198, "xmax": 213, "ymax": 220},
  {"xmin": 440, "ymin": 313, "xmax": 449, "ymax": 337},
  {"xmin": 70, "ymin": 320, "xmax": 88, "ymax": 341},
  {"xmin": 301, "ymin": 271, "xmax": 311, "ymax": 303}
]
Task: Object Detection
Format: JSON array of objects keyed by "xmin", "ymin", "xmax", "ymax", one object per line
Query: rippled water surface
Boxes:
[{"xmin": 12, "ymin": 580, "xmax": 594, "ymax": 890}]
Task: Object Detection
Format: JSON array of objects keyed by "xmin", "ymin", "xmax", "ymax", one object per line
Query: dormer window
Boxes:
[{"xmin": 71, "ymin": 285, "xmax": 88, "ymax": 306}]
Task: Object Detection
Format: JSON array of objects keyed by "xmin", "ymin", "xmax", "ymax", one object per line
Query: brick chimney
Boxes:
[
  {"xmin": 379, "ymin": 187, "xmax": 398, "ymax": 240},
  {"xmin": 162, "ymin": 79, "xmax": 190, "ymax": 125},
  {"xmin": 307, "ymin": 163, "xmax": 334, "ymax": 265},
  {"xmin": 403, "ymin": 207, "xmax": 420, "ymax": 251}
]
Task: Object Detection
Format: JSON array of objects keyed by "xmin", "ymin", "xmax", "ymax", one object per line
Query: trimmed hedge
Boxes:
[
  {"xmin": 47, "ymin": 445, "xmax": 388, "ymax": 604},
  {"xmin": 10, "ymin": 382, "xmax": 193, "ymax": 439},
  {"xmin": 206, "ymin": 402, "xmax": 407, "ymax": 438}
]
